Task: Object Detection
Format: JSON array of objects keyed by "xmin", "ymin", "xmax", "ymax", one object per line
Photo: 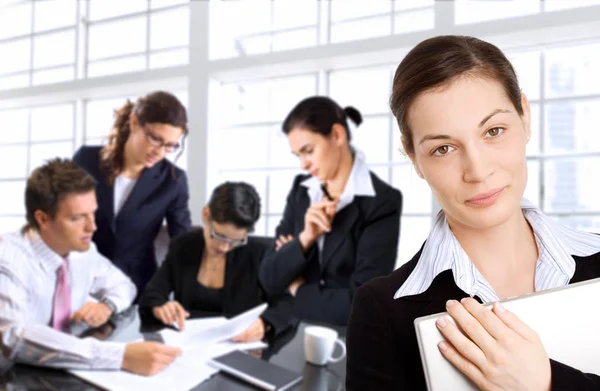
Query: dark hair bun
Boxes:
[{"xmin": 343, "ymin": 106, "xmax": 363, "ymax": 127}]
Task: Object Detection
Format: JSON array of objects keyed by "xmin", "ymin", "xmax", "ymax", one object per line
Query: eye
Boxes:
[
  {"xmin": 432, "ymin": 145, "xmax": 455, "ymax": 156},
  {"xmin": 486, "ymin": 127, "xmax": 504, "ymax": 138}
]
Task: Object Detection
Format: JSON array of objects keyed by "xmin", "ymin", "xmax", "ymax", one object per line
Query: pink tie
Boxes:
[{"xmin": 52, "ymin": 258, "xmax": 71, "ymax": 332}]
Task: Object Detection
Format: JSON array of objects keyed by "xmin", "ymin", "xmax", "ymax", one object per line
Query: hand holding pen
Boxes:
[
  {"xmin": 152, "ymin": 301, "xmax": 190, "ymax": 331},
  {"xmin": 298, "ymin": 182, "xmax": 339, "ymax": 251}
]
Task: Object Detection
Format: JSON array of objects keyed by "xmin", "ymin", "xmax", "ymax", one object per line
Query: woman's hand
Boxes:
[
  {"xmin": 152, "ymin": 301, "xmax": 190, "ymax": 331},
  {"xmin": 231, "ymin": 318, "xmax": 266, "ymax": 342},
  {"xmin": 298, "ymin": 198, "xmax": 338, "ymax": 251},
  {"xmin": 437, "ymin": 298, "xmax": 551, "ymax": 391},
  {"xmin": 275, "ymin": 234, "xmax": 294, "ymax": 251}
]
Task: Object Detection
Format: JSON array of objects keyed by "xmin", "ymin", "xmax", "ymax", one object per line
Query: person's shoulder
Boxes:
[
  {"xmin": 170, "ymin": 229, "xmax": 203, "ymax": 249},
  {"xmin": 358, "ymin": 249, "xmax": 420, "ymax": 302},
  {"xmin": 0, "ymin": 232, "xmax": 35, "ymax": 274},
  {"xmin": 291, "ymin": 173, "xmax": 311, "ymax": 189},
  {"xmin": 246, "ymin": 236, "xmax": 274, "ymax": 255},
  {"xmin": 74, "ymin": 145, "xmax": 102, "ymax": 160},
  {"xmin": 369, "ymin": 171, "xmax": 402, "ymax": 201}
]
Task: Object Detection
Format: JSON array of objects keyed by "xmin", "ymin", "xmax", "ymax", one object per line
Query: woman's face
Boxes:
[
  {"xmin": 287, "ymin": 125, "xmax": 346, "ymax": 182},
  {"xmin": 202, "ymin": 207, "xmax": 249, "ymax": 256},
  {"xmin": 129, "ymin": 114, "xmax": 184, "ymax": 168},
  {"xmin": 406, "ymin": 76, "xmax": 531, "ymax": 231}
]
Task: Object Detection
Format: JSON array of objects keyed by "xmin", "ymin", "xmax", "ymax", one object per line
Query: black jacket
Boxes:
[
  {"xmin": 346, "ymin": 245, "xmax": 600, "ymax": 390},
  {"xmin": 259, "ymin": 172, "xmax": 403, "ymax": 325},
  {"xmin": 73, "ymin": 146, "xmax": 192, "ymax": 295},
  {"xmin": 139, "ymin": 230, "xmax": 297, "ymax": 337}
]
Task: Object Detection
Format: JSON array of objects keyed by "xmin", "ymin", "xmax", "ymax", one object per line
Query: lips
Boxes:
[{"xmin": 465, "ymin": 187, "xmax": 506, "ymax": 207}]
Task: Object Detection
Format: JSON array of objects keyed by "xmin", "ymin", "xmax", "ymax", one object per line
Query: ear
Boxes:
[
  {"xmin": 520, "ymin": 93, "xmax": 532, "ymax": 143},
  {"xmin": 330, "ymin": 123, "xmax": 348, "ymax": 146},
  {"xmin": 202, "ymin": 206, "xmax": 210, "ymax": 224},
  {"xmin": 34, "ymin": 210, "xmax": 50, "ymax": 230},
  {"xmin": 401, "ymin": 136, "xmax": 423, "ymax": 179},
  {"xmin": 129, "ymin": 112, "xmax": 139, "ymax": 134}
]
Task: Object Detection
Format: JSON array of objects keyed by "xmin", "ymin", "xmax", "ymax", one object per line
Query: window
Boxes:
[
  {"xmin": 208, "ymin": 74, "xmax": 317, "ymax": 235},
  {"xmin": 0, "ymin": 0, "xmax": 77, "ymax": 90},
  {"xmin": 0, "ymin": 102, "xmax": 75, "ymax": 233}
]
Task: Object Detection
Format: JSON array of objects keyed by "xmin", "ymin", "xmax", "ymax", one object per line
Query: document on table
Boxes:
[
  {"xmin": 69, "ymin": 340, "xmax": 267, "ymax": 391},
  {"xmin": 160, "ymin": 303, "xmax": 268, "ymax": 351},
  {"xmin": 68, "ymin": 304, "xmax": 269, "ymax": 391}
]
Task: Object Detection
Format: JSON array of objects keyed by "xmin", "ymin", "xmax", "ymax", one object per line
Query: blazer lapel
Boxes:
[
  {"xmin": 321, "ymin": 203, "xmax": 360, "ymax": 269},
  {"xmin": 118, "ymin": 166, "xmax": 158, "ymax": 218},
  {"xmin": 96, "ymin": 179, "xmax": 115, "ymax": 232}
]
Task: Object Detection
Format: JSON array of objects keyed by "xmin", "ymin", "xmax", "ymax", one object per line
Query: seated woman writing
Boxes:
[
  {"xmin": 139, "ymin": 182, "xmax": 295, "ymax": 342},
  {"xmin": 346, "ymin": 35, "xmax": 600, "ymax": 390}
]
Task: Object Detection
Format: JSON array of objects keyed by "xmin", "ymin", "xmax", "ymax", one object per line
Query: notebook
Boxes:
[
  {"xmin": 208, "ymin": 350, "xmax": 303, "ymax": 391},
  {"xmin": 414, "ymin": 277, "xmax": 600, "ymax": 391}
]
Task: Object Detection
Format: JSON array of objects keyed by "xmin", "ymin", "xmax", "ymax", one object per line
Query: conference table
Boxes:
[{"xmin": 0, "ymin": 307, "xmax": 347, "ymax": 391}]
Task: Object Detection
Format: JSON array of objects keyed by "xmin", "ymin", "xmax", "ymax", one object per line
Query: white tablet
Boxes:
[{"xmin": 414, "ymin": 277, "xmax": 600, "ymax": 391}]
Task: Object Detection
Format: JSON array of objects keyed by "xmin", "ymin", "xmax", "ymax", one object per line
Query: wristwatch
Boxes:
[{"xmin": 101, "ymin": 298, "xmax": 117, "ymax": 315}]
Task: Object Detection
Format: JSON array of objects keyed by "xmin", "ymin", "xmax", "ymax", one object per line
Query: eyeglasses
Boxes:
[
  {"xmin": 208, "ymin": 219, "xmax": 248, "ymax": 248},
  {"xmin": 143, "ymin": 128, "xmax": 181, "ymax": 153}
]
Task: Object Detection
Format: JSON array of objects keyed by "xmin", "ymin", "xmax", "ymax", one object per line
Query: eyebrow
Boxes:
[
  {"xmin": 293, "ymin": 144, "xmax": 312, "ymax": 156},
  {"xmin": 418, "ymin": 109, "xmax": 511, "ymax": 146}
]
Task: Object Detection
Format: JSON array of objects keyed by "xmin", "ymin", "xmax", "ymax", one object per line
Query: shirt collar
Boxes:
[
  {"xmin": 394, "ymin": 198, "xmax": 600, "ymax": 302},
  {"xmin": 27, "ymin": 230, "xmax": 67, "ymax": 273},
  {"xmin": 301, "ymin": 149, "xmax": 375, "ymax": 208}
]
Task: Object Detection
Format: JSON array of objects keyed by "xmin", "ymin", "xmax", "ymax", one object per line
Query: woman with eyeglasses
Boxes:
[
  {"xmin": 138, "ymin": 182, "xmax": 295, "ymax": 341},
  {"xmin": 73, "ymin": 91, "xmax": 192, "ymax": 298}
]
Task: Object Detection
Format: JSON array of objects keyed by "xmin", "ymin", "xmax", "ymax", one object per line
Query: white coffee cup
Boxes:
[{"xmin": 304, "ymin": 326, "xmax": 346, "ymax": 366}]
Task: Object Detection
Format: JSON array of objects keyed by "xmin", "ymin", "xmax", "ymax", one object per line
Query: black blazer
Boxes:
[
  {"xmin": 346, "ymin": 245, "xmax": 600, "ymax": 390},
  {"xmin": 138, "ymin": 230, "xmax": 297, "ymax": 337},
  {"xmin": 73, "ymin": 146, "xmax": 192, "ymax": 295},
  {"xmin": 259, "ymin": 172, "xmax": 402, "ymax": 326}
]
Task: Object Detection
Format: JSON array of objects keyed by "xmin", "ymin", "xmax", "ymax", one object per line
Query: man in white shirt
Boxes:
[{"xmin": 0, "ymin": 158, "xmax": 181, "ymax": 375}]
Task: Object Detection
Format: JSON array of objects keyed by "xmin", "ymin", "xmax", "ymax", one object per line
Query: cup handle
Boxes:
[{"xmin": 328, "ymin": 338, "xmax": 346, "ymax": 363}]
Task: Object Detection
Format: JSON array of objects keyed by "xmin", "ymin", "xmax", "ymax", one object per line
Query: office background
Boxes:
[{"xmin": 0, "ymin": 0, "xmax": 599, "ymax": 268}]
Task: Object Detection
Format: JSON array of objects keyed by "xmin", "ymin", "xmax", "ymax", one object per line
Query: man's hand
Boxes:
[
  {"xmin": 71, "ymin": 301, "xmax": 112, "ymax": 328},
  {"xmin": 231, "ymin": 318, "xmax": 266, "ymax": 342},
  {"xmin": 121, "ymin": 342, "xmax": 182, "ymax": 376}
]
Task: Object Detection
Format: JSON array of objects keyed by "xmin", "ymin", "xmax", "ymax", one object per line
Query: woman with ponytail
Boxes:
[
  {"xmin": 73, "ymin": 91, "xmax": 192, "ymax": 298},
  {"xmin": 258, "ymin": 96, "xmax": 403, "ymax": 325}
]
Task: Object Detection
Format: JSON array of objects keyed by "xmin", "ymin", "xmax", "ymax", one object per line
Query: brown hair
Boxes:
[
  {"xmin": 100, "ymin": 91, "xmax": 188, "ymax": 185},
  {"xmin": 390, "ymin": 35, "xmax": 523, "ymax": 156},
  {"xmin": 24, "ymin": 158, "xmax": 97, "ymax": 232},
  {"xmin": 282, "ymin": 96, "xmax": 362, "ymax": 142}
]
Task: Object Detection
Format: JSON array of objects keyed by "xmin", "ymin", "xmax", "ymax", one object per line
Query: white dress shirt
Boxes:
[
  {"xmin": 394, "ymin": 199, "xmax": 600, "ymax": 303},
  {"xmin": 114, "ymin": 175, "xmax": 137, "ymax": 216},
  {"xmin": 301, "ymin": 149, "xmax": 376, "ymax": 260},
  {"xmin": 0, "ymin": 230, "xmax": 137, "ymax": 370}
]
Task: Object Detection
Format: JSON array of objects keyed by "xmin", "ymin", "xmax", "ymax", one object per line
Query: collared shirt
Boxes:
[
  {"xmin": 301, "ymin": 149, "xmax": 376, "ymax": 259},
  {"xmin": 0, "ymin": 230, "xmax": 137, "ymax": 370},
  {"xmin": 394, "ymin": 199, "xmax": 600, "ymax": 303}
]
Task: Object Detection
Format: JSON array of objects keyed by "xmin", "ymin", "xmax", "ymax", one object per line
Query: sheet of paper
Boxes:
[
  {"xmin": 160, "ymin": 303, "xmax": 268, "ymax": 351},
  {"xmin": 68, "ymin": 340, "xmax": 267, "ymax": 391}
]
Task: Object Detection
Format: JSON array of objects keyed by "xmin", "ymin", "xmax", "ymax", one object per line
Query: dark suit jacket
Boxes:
[
  {"xmin": 259, "ymin": 172, "xmax": 403, "ymax": 326},
  {"xmin": 73, "ymin": 146, "xmax": 192, "ymax": 295},
  {"xmin": 346, "ymin": 245, "xmax": 600, "ymax": 390},
  {"xmin": 138, "ymin": 230, "xmax": 297, "ymax": 337}
]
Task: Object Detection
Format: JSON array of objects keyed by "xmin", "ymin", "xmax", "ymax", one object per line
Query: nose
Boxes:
[
  {"xmin": 462, "ymin": 143, "xmax": 493, "ymax": 183},
  {"xmin": 218, "ymin": 241, "xmax": 233, "ymax": 253},
  {"xmin": 86, "ymin": 215, "xmax": 97, "ymax": 233},
  {"xmin": 300, "ymin": 156, "xmax": 310, "ymax": 171}
]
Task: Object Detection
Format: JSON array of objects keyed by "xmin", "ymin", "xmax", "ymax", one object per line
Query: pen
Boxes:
[
  {"xmin": 320, "ymin": 183, "xmax": 334, "ymax": 201},
  {"xmin": 172, "ymin": 321, "xmax": 181, "ymax": 331}
]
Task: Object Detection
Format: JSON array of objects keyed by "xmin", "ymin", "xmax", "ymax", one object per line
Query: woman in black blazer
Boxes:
[
  {"xmin": 139, "ymin": 182, "xmax": 295, "ymax": 341},
  {"xmin": 259, "ymin": 96, "xmax": 403, "ymax": 326},
  {"xmin": 73, "ymin": 91, "xmax": 191, "ymax": 297},
  {"xmin": 346, "ymin": 35, "xmax": 600, "ymax": 390}
]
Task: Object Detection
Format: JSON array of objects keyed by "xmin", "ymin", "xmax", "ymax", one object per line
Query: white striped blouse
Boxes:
[
  {"xmin": 0, "ymin": 230, "xmax": 136, "ymax": 370},
  {"xmin": 394, "ymin": 199, "xmax": 600, "ymax": 303}
]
